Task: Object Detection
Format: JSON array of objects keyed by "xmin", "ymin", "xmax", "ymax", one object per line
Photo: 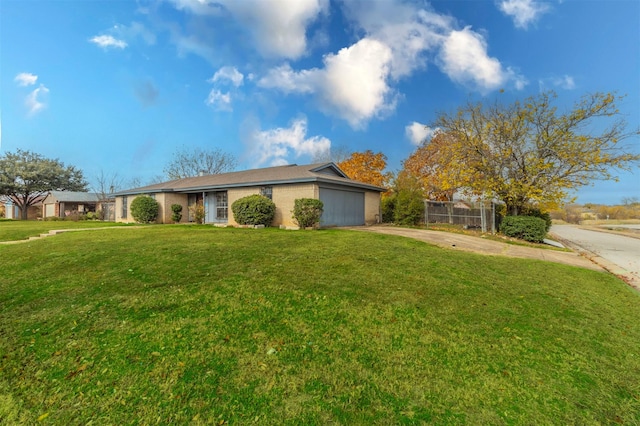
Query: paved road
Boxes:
[{"xmin": 550, "ymin": 225, "xmax": 640, "ymax": 287}]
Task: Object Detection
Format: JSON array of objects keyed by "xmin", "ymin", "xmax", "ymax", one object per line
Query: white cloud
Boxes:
[
  {"xmin": 341, "ymin": 2, "xmax": 451, "ymax": 80},
  {"xmin": 210, "ymin": 66, "xmax": 244, "ymax": 87},
  {"xmin": 319, "ymin": 38, "xmax": 395, "ymax": 127},
  {"xmin": 259, "ymin": 38, "xmax": 396, "ymax": 128},
  {"xmin": 90, "ymin": 35, "xmax": 128, "ymax": 49},
  {"xmin": 438, "ymin": 27, "xmax": 525, "ymax": 92},
  {"xmin": 405, "ymin": 122, "xmax": 439, "ymax": 146},
  {"xmin": 553, "ymin": 74, "xmax": 575, "ymax": 89},
  {"xmin": 257, "ymin": 1, "xmax": 525, "ymax": 127},
  {"xmin": 205, "ymin": 90, "xmax": 232, "ymax": 111},
  {"xmin": 114, "ymin": 22, "xmax": 157, "ymax": 45},
  {"xmin": 15, "ymin": 72, "xmax": 38, "ymax": 86},
  {"xmin": 247, "ymin": 117, "xmax": 331, "ymax": 166},
  {"xmin": 497, "ymin": 0, "xmax": 550, "ymax": 29},
  {"xmin": 539, "ymin": 74, "xmax": 576, "ymax": 91},
  {"xmin": 168, "ymin": 0, "xmax": 327, "ymax": 59},
  {"xmin": 25, "ymin": 84, "xmax": 49, "ymax": 116},
  {"xmin": 258, "ymin": 64, "xmax": 319, "ymax": 94}
]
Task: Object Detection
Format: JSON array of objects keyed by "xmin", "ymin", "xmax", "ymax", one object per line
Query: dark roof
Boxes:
[{"xmin": 114, "ymin": 163, "xmax": 386, "ymax": 196}]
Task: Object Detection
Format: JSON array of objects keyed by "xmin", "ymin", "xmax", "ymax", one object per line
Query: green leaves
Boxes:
[{"xmin": 0, "ymin": 149, "xmax": 88, "ymax": 219}]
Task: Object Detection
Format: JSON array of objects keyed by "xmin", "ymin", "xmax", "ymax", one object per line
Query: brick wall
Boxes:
[
  {"xmin": 364, "ymin": 191, "xmax": 381, "ymax": 225},
  {"xmin": 157, "ymin": 193, "xmax": 189, "ymax": 223}
]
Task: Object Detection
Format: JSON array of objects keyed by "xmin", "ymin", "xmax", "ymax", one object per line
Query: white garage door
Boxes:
[{"xmin": 319, "ymin": 188, "xmax": 365, "ymax": 227}]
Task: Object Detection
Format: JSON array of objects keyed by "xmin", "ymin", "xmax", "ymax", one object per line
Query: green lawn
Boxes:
[
  {"xmin": 0, "ymin": 219, "xmax": 133, "ymax": 242},
  {"xmin": 1, "ymin": 225, "xmax": 639, "ymax": 424}
]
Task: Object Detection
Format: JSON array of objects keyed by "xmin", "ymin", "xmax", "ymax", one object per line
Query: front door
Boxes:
[{"xmin": 205, "ymin": 191, "xmax": 228, "ymax": 224}]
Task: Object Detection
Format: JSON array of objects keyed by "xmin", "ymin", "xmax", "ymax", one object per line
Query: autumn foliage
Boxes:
[
  {"xmin": 338, "ymin": 150, "xmax": 391, "ymax": 187},
  {"xmin": 404, "ymin": 91, "xmax": 639, "ymax": 215}
]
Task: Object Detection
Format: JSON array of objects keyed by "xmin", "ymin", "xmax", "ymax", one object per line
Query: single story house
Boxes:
[
  {"xmin": 114, "ymin": 163, "xmax": 385, "ymax": 227},
  {"xmin": 3, "ymin": 195, "xmax": 45, "ymax": 220},
  {"xmin": 41, "ymin": 191, "xmax": 103, "ymax": 219}
]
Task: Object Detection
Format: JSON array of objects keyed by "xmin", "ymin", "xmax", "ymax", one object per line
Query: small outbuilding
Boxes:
[{"xmin": 113, "ymin": 163, "xmax": 385, "ymax": 228}]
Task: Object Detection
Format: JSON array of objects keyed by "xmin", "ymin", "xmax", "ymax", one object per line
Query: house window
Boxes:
[
  {"xmin": 216, "ymin": 192, "xmax": 228, "ymax": 220},
  {"xmin": 260, "ymin": 186, "xmax": 273, "ymax": 200},
  {"xmin": 122, "ymin": 196, "xmax": 128, "ymax": 219}
]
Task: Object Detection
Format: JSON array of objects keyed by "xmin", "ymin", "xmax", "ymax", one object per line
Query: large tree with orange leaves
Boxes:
[
  {"xmin": 406, "ymin": 91, "xmax": 639, "ymax": 215},
  {"xmin": 338, "ymin": 150, "xmax": 391, "ymax": 187},
  {"xmin": 402, "ymin": 132, "xmax": 463, "ymax": 201}
]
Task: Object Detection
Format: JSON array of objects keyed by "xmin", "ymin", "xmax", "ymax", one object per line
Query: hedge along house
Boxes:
[{"xmin": 113, "ymin": 163, "xmax": 385, "ymax": 227}]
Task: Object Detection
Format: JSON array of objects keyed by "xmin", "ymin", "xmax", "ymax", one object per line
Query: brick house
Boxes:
[{"xmin": 113, "ymin": 163, "xmax": 385, "ymax": 228}]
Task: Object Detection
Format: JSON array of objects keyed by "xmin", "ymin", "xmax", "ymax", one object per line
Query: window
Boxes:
[
  {"xmin": 216, "ymin": 192, "xmax": 228, "ymax": 220},
  {"xmin": 122, "ymin": 196, "xmax": 128, "ymax": 219},
  {"xmin": 260, "ymin": 186, "xmax": 273, "ymax": 200}
]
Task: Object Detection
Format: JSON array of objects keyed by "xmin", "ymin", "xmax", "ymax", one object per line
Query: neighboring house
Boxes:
[
  {"xmin": 41, "ymin": 191, "xmax": 103, "ymax": 219},
  {"xmin": 114, "ymin": 163, "xmax": 385, "ymax": 227},
  {"xmin": 3, "ymin": 196, "xmax": 44, "ymax": 220}
]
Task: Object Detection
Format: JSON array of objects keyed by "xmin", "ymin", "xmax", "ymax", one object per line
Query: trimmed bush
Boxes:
[
  {"xmin": 521, "ymin": 207, "xmax": 552, "ymax": 232},
  {"xmin": 130, "ymin": 196, "xmax": 159, "ymax": 224},
  {"xmin": 500, "ymin": 215, "xmax": 547, "ymax": 243},
  {"xmin": 171, "ymin": 204, "xmax": 183, "ymax": 223},
  {"xmin": 292, "ymin": 198, "xmax": 323, "ymax": 228},
  {"xmin": 231, "ymin": 194, "xmax": 276, "ymax": 226}
]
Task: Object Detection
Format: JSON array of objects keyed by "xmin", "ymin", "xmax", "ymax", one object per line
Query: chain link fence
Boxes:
[{"xmin": 424, "ymin": 200, "xmax": 497, "ymax": 233}]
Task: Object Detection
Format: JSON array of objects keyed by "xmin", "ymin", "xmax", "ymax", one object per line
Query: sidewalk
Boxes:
[{"xmin": 348, "ymin": 226, "xmax": 604, "ymax": 271}]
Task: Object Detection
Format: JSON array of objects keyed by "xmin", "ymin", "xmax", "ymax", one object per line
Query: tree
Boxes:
[
  {"xmin": 0, "ymin": 149, "xmax": 87, "ymax": 219},
  {"xmin": 312, "ymin": 144, "xmax": 352, "ymax": 164},
  {"xmin": 427, "ymin": 91, "xmax": 639, "ymax": 215},
  {"xmin": 402, "ymin": 132, "xmax": 463, "ymax": 201},
  {"xmin": 337, "ymin": 150, "xmax": 391, "ymax": 187},
  {"xmin": 164, "ymin": 146, "xmax": 237, "ymax": 180},
  {"xmin": 92, "ymin": 170, "xmax": 124, "ymax": 201}
]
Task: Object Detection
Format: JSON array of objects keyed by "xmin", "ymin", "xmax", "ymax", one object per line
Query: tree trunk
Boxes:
[{"xmin": 20, "ymin": 204, "xmax": 29, "ymax": 220}]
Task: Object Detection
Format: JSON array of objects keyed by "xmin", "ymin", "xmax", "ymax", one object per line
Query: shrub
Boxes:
[
  {"xmin": 65, "ymin": 211, "xmax": 82, "ymax": 222},
  {"xmin": 130, "ymin": 196, "xmax": 159, "ymax": 224},
  {"xmin": 394, "ymin": 190, "xmax": 424, "ymax": 226},
  {"xmin": 171, "ymin": 204, "xmax": 183, "ymax": 223},
  {"xmin": 521, "ymin": 207, "xmax": 552, "ymax": 232},
  {"xmin": 189, "ymin": 203, "xmax": 205, "ymax": 224},
  {"xmin": 292, "ymin": 198, "xmax": 323, "ymax": 228},
  {"xmin": 381, "ymin": 194, "xmax": 396, "ymax": 223},
  {"xmin": 500, "ymin": 215, "xmax": 547, "ymax": 243},
  {"xmin": 232, "ymin": 195, "xmax": 276, "ymax": 226}
]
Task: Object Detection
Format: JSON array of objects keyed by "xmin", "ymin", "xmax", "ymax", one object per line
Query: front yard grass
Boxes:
[
  {"xmin": 1, "ymin": 225, "xmax": 639, "ymax": 424},
  {"xmin": 0, "ymin": 220, "xmax": 133, "ymax": 242}
]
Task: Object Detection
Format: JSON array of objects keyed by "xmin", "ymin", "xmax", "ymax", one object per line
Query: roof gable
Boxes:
[{"xmin": 309, "ymin": 163, "xmax": 348, "ymax": 178}]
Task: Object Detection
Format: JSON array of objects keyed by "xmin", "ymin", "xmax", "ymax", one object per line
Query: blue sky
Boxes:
[{"xmin": 2, "ymin": 0, "xmax": 638, "ymax": 204}]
